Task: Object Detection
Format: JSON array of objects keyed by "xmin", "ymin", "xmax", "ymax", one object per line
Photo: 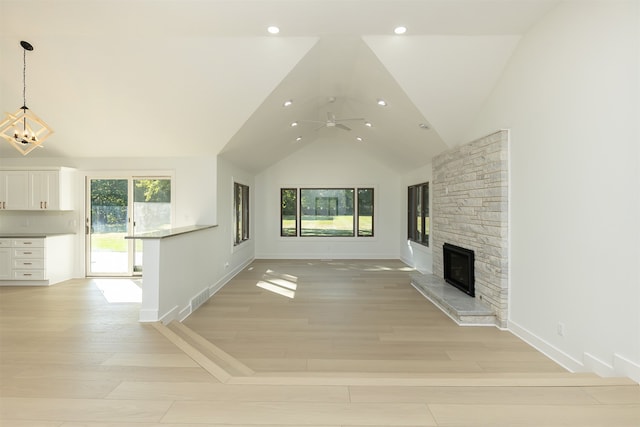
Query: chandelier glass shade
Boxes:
[{"xmin": 0, "ymin": 41, "xmax": 53, "ymax": 156}]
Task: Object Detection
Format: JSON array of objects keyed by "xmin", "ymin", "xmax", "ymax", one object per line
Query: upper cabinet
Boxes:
[
  {"xmin": 0, "ymin": 171, "xmax": 29, "ymax": 210},
  {"xmin": 0, "ymin": 168, "xmax": 75, "ymax": 211}
]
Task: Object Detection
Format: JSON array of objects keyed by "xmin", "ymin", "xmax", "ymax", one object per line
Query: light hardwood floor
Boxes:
[{"xmin": 1, "ymin": 259, "xmax": 638, "ymax": 426}]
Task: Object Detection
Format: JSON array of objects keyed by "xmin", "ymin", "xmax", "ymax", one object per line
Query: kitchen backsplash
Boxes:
[{"xmin": 0, "ymin": 210, "xmax": 79, "ymax": 235}]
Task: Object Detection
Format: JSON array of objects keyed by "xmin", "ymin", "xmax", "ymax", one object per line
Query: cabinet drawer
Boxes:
[
  {"xmin": 13, "ymin": 248, "xmax": 45, "ymax": 259},
  {"xmin": 13, "ymin": 270, "xmax": 45, "ymax": 280},
  {"xmin": 12, "ymin": 239, "xmax": 45, "ymax": 248},
  {"xmin": 0, "ymin": 239, "xmax": 10, "ymax": 247},
  {"xmin": 13, "ymin": 259, "xmax": 45, "ymax": 269}
]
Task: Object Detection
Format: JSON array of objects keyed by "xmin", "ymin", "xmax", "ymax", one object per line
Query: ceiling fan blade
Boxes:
[
  {"xmin": 335, "ymin": 117, "xmax": 365, "ymax": 122},
  {"xmin": 336, "ymin": 124, "xmax": 351, "ymax": 131}
]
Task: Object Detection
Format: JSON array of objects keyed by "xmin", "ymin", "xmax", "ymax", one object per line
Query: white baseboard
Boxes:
[
  {"xmin": 584, "ymin": 352, "xmax": 640, "ymax": 383},
  {"xmin": 159, "ymin": 305, "xmax": 180, "ymax": 324},
  {"xmin": 613, "ymin": 353, "xmax": 640, "ymax": 383},
  {"xmin": 254, "ymin": 253, "xmax": 399, "ymax": 260},
  {"xmin": 509, "ymin": 320, "xmax": 640, "ymax": 383},
  {"xmin": 176, "ymin": 257, "xmax": 256, "ymax": 322},
  {"xmin": 210, "ymin": 257, "xmax": 254, "ymax": 297},
  {"xmin": 508, "ymin": 320, "xmax": 585, "ymax": 373}
]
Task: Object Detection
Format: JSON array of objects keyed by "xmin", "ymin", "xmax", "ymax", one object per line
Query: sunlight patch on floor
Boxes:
[
  {"xmin": 94, "ymin": 279, "xmax": 142, "ymax": 303},
  {"xmin": 257, "ymin": 269, "xmax": 299, "ymax": 299},
  {"xmin": 257, "ymin": 281, "xmax": 296, "ymax": 299}
]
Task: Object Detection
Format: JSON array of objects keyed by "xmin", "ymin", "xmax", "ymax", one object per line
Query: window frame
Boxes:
[
  {"xmin": 280, "ymin": 188, "xmax": 298, "ymax": 237},
  {"xmin": 300, "ymin": 188, "xmax": 355, "ymax": 237},
  {"xmin": 280, "ymin": 186, "xmax": 374, "ymax": 238},
  {"xmin": 234, "ymin": 182, "xmax": 249, "ymax": 246},
  {"xmin": 408, "ymin": 182, "xmax": 429, "ymax": 247},
  {"xmin": 357, "ymin": 188, "xmax": 374, "ymax": 237}
]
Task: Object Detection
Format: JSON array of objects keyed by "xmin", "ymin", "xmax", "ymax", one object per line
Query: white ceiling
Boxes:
[{"xmin": 0, "ymin": 0, "xmax": 560, "ymax": 171}]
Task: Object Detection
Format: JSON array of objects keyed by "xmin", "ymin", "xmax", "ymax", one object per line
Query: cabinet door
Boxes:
[
  {"xmin": 0, "ymin": 247, "xmax": 11, "ymax": 280},
  {"xmin": 0, "ymin": 171, "xmax": 29, "ymax": 210},
  {"xmin": 29, "ymin": 171, "xmax": 60, "ymax": 210}
]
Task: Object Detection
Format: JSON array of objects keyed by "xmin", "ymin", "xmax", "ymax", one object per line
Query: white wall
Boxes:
[
  {"xmin": 464, "ymin": 0, "xmax": 640, "ymax": 380},
  {"xmin": 216, "ymin": 156, "xmax": 256, "ymax": 274},
  {"xmin": 400, "ymin": 163, "xmax": 432, "ymax": 273},
  {"xmin": 254, "ymin": 137, "xmax": 401, "ymax": 259}
]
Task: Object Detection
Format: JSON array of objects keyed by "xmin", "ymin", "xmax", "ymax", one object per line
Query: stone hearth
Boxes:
[{"xmin": 411, "ymin": 272, "xmax": 496, "ymax": 326}]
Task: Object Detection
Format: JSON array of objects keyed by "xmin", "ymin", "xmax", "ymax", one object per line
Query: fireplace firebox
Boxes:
[{"xmin": 443, "ymin": 243, "xmax": 475, "ymax": 297}]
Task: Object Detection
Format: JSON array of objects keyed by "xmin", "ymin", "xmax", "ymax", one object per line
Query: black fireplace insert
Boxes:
[{"xmin": 443, "ymin": 243, "xmax": 475, "ymax": 297}]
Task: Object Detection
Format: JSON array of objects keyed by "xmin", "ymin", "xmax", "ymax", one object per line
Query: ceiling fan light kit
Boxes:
[
  {"xmin": 301, "ymin": 111, "xmax": 366, "ymax": 132},
  {"xmin": 0, "ymin": 40, "xmax": 54, "ymax": 156}
]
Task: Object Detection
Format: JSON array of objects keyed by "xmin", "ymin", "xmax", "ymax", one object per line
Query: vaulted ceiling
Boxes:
[{"xmin": 0, "ymin": 0, "xmax": 560, "ymax": 172}]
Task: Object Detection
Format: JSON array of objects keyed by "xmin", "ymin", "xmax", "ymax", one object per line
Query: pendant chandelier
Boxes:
[{"xmin": 0, "ymin": 41, "xmax": 54, "ymax": 155}]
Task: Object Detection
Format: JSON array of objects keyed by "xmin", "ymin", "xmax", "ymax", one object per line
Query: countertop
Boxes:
[
  {"xmin": 124, "ymin": 225, "xmax": 217, "ymax": 240},
  {"xmin": 0, "ymin": 233, "xmax": 76, "ymax": 238}
]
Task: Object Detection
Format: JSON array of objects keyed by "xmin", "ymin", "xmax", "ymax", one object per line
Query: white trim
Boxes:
[
  {"xmin": 159, "ymin": 305, "xmax": 180, "ymax": 325},
  {"xmin": 583, "ymin": 352, "xmax": 640, "ymax": 383},
  {"xmin": 178, "ymin": 257, "xmax": 254, "ymax": 322},
  {"xmin": 508, "ymin": 320, "xmax": 585, "ymax": 373}
]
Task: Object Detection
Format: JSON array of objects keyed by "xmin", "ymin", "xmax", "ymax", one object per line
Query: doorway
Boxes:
[{"xmin": 86, "ymin": 177, "xmax": 172, "ymax": 276}]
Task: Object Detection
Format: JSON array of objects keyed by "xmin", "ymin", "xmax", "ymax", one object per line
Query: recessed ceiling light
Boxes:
[
  {"xmin": 267, "ymin": 26, "xmax": 280, "ymax": 34},
  {"xmin": 295, "ymin": 136, "xmax": 302, "ymax": 142},
  {"xmin": 356, "ymin": 136, "xmax": 363, "ymax": 142},
  {"xmin": 394, "ymin": 26, "xmax": 407, "ymax": 35},
  {"xmin": 290, "ymin": 121, "xmax": 298, "ymax": 127},
  {"xmin": 365, "ymin": 121, "xmax": 372, "ymax": 127},
  {"xmin": 419, "ymin": 123, "xmax": 430, "ymax": 130},
  {"xmin": 283, "ymin": 100, "xmax": 293, "ymax": 107},
  {"xmin": 377, "ymin": 99, "xmax": 387, "ymax": 107}
]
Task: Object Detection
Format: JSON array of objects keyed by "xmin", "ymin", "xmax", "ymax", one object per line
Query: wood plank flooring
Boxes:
[{"xmin": 1, "ymin": 259, "xmax": 638, "ymax": 426}]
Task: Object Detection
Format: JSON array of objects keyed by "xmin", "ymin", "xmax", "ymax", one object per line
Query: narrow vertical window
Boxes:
[
  {"xmin": 408, "ymin": 182, "xmax": 429, "ymax": 246},
  {"xmin": 234, "ymin": 182, "xmax": 249, "ymax": 245},
  {"xmin": 357, "ymin": 188, "xmax": 374, "ymax": 237},
  {"xmin": 281, "ymin": 188, "xmax": 297, "ymax": 237}
]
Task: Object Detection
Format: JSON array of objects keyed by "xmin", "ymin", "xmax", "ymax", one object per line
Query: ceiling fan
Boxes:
[{"xmin": 303, "ymin": 112, "xmax": 365, "ymax": 131}]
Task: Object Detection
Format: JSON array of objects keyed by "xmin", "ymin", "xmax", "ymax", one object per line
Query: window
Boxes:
[
  {"xmin": 280, "ymin": 188, "xmax": 297, "ymax": 237},
  {"xmin": 301, "ymin": 188, "xmax": 354, "ymax": 237},
  {"xmin": 234, "ymin": 182, "xmax": 249, "ymax": 245},
  {"xmin": 408, "ymin": 182, "xmax": 429, "ymax": 246},
  {"xmin": 357, "ymin": 188, "xmax": 374, "ymax": 237},
  {"xmin": 281, "ymin": 187, "xmax": 373, "ymax": 237}
]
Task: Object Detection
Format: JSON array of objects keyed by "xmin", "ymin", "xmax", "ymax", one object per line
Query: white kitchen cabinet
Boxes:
[
  {"xmin": 29, "ymin": 170, "xmax": 60, "ymax": 210},
  {"xmin": 0, "ymin": 236, "xmax": 74, "ymax": 285},
  {"xmin": 0, "ymin": 168, "xmax": 74, "ymax": 210},
  {"xmin": 0, "ymin": 239, "xmax": 11, "ymax": 280},
  {"xmin": 0, "ymin": 171, "xmax": 29, "ymax": 210}
]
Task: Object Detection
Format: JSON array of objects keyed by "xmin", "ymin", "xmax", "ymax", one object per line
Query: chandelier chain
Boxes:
[{"xmin": 22, "ymin": 47, "xmax": 27, "ymax": 109}]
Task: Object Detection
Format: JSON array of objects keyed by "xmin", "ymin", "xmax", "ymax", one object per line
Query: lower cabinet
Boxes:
[
  {"xmin": 12, "ymin": 239, "xmax": 46, "ymax": 280},
  {"xmin": 0, "ymin": 240, "xmax": 11, "ymax": 280},
  {"xmin": 0, "ymin": 236, "xmax": 75, "ymax": 285}
]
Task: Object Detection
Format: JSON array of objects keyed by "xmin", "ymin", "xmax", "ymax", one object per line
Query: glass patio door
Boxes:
[
  {"xmin": 132, "ymin": 178, "xmax": 172, "ymax": 273},
  {"xmin": 87, "ymin": 177, "xmax": 172, "ymax": 276},
  {"xmin": 87, "ymin": 178, "xmax": 130, "ymax": 276}
]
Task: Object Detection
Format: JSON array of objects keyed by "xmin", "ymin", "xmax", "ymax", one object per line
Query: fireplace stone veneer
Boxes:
[{"xmin": 432, "ymin": 130, "xmax": 509, "ymax": 327}]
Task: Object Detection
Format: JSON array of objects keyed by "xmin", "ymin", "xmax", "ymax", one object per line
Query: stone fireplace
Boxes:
[
  {"xmin": 432, "ymin": 130, "xmax": 509, "ymax": 327},
  {"xmin": 443, "ymin": 243, "xmax": 475, "ymax": 297}
]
